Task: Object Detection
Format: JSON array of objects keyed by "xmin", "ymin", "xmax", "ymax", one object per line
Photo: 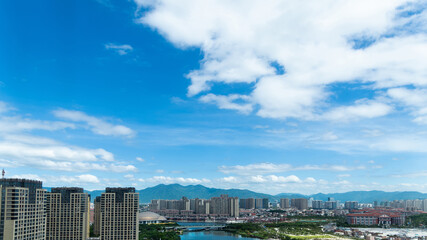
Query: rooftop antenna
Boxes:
[{"xmin": 2, "ymin": 169, "xmax": 5, "ymax": 178}]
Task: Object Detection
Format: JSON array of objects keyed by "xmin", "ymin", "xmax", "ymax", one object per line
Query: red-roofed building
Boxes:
[{"xmin": 346, "ymin": 209, "xmax": 406, "ymax": 226}]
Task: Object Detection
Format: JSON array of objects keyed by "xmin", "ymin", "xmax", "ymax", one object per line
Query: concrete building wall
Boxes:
[
  {"xmin": 98, "ymin": 188, "xmax": 139, "ymax": 240},
  {"xmin": 46, "ymin": 188, "xmax": 90, "ymax": 240},
  {"xmin": 0, "ymin": 179, "xmax": 46, "ymax": 240}
]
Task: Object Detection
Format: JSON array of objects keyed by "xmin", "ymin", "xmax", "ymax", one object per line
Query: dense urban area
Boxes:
[{"xmin": 1, "ymin": 177, "xmax": 427, "ymax": 240}]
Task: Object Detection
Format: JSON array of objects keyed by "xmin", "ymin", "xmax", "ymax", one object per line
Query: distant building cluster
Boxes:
[
  {"xmin": 311, "ymin": 198, "xmax": 341, "ymax": 210},
  {"xmin": 150, "ymin": 194, "xmax": 239, "ymax": 217},
  {"xmin": 0, "ymin": 178, "xmax": 139, "ymax": 240},
  {"xmin": 374, "ymin": 199, "xmax": 427, "ymax": 211},
  {"xmin": 279, "ymin": 198, "xmax": 309, "ymax": 210},
  {"xmin": 239, "ymin": 198, "xmax": 269, "ymax": 209}
]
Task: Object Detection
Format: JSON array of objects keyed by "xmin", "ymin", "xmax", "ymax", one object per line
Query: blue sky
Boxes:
[{"xmin": 1, "ymin": 0, "xmax": 427, "ymax": 194}]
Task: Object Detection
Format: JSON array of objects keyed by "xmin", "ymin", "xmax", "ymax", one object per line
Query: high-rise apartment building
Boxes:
[
  {"xmin": 280, "ymin": 198, "xmax": 290, "ymax": 209},
  {"xmin": 210, "ymin": 194, "xmax": 239, "ymax": 217},
  {"xmin": 253, "ymin": 198, "xmax": 269, "ymax": 209},
  {"xmin": 312, "ymin": 200, "xmax": 324, "ymax": 209},
  {"xmin": 255, "ymin": 198, "xmax": 263, "ymax": 209},
  {"xmin": 46, "ymin": 187, "xmax": 90, "ymax": 240},
  {"xmin": 240, "ymin": 198, "xmax": 255, "ymax": 209},
  {"xmin": 0, "ymin": 178, "xmax": 46, "ymax": 240},
  {"xmin": 95, "ymin": 187, "xmax": 139, "ymax": 240},
  {"xmin": 291, "ymin": 198, "xmax": 308, "ymax": 210},
  {"xmin": 93, "ymin": 197, "xmax": 101, "ymax": 236},
  {"xmin": 344, "ymin": 201, "xmax": 359, "ymax": 210},
  {"xmin": 325, "ymin": 200, "xmax": 338, "ymax": 210}
]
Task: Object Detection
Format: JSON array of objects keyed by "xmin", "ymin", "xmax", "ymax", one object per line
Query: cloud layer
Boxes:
[
  {"xmin": 136, "ymin": 0, "xmax": 427, "ymax": 121},
  {"xmin": 0, "ymin": 104, "xmax": 137, "ymax": 174}
]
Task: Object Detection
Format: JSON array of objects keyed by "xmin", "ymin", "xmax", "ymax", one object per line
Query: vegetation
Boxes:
[
  {"xmin": 285, "ymin": 215, "xmax": 340, "ymax": 221},
  {"xmin": 89, "ymin": 224, "xmax": 99, "ymax": 237},
  {"xmin": 139, "ymin": 223, "xmax": 181, "ymax": 240},
  {"xmin": 407, "ymin": 214, "xmax": 427, "ymax": 227},
  {"xmin": 225, "ymin": 222, "xmax": 340, "ymax": 239}
]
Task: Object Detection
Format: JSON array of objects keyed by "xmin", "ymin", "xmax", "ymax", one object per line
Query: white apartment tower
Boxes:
[
  {"xmin": 0, "ymin": 178, "xmax": 46, "ymax": 240},
  {"xmin": 96, "ymin": 187, "xmax": 139, "ymax": 240},
  {"xmin": 46, "ymin": 187, "xmax": 90, "ymax": 240}
]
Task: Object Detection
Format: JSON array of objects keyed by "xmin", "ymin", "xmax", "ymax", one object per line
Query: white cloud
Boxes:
[
  {"xmin": 0, "ymin": 116, "xmax": 75, "ymax": 133},
  {"xmin": 0, "ymin": 134, "xmax": 137, "ymax": 173},
  {"xmin": 392, "ymin": 171, "xmax": 427, "ymax": 178},
  {"xmin": 136, "ymin": 157, "xmax": 145, "ymax": 162},
  {"xmin": 369, "ymin": 135, "xmax": 427, "ymax": 153},
  {"xmin": 220, "ymin": 176, "xmax": 239, "ymax": 183},
  {"xmin": 218, "ymin": 162, "xmax": 366, "ymax": 175},
  {"xmin": 388, "ymin": 87, "xmax": 427, "ymax": 124},
  {"xmin": 11, "ymin": 174, "xmax": 44, "ymax": 181},
  {"xmin": 219, "ymin": 163, "xmax": 291, "ymax": 175},
  {"xmin": 56, "ymin": 174, "xmax": 100, "ymax": 184},
  {"xmin": 136, "ymin": 0, "xmax": 427, "ymax": 121},
  {"xmin": 124, "ymin": 174, "xmax": 134, "ymax": 179},
  {"xmin": 267, "ymin": 175, "xmax": 302, "ymax": 183},
  {"xmin": 322, "ymin": 132, "xmax": 338, "ymax": 141},
  {"xmin": 322, "ymin": 100, "xmax": 393, "ymax": 121},
  {"xmin": 105, "ymin": 43, "xmax": 133, "ymax": 55},
  {"xmin": 53, "ymin": 109, "xmax": 135, "ymax": 137},
  {"xmin": 76, "ymin": 174, "xmax": 100, "ymax": 183},
  {"xmin": 0, "ymin": 101, "xmax": 13, "ymax": 113},
  {"xmin": 199, "ymin": 93, "xmax": 253, "ymax": 114},
  {"xmin": 145, "ymin": 176, "xmax": 211, "ymax": 184}
]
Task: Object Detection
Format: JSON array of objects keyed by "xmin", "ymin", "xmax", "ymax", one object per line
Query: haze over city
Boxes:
[{"xmin": 1, "ymin": 0, "xmax": 427, "ymax": 195}]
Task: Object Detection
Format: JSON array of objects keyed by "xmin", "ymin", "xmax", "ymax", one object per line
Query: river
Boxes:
[
  {"xmin": 181, "ymin": 231, "xmax": 256, "ymax": 240},
  {"xmin": 177, "ymin": 222, "xmax": 257, "ymax": 239}
]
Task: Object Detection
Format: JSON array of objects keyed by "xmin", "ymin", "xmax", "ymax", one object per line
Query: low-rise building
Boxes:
[{"xmin": 346, "ymin": 209, "xmax": 406, "ymax": 226}]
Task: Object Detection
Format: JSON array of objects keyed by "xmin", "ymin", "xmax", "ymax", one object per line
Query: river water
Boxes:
[
  {"xmin": 181, "ymin": 231, "xmax": 256, "ymax": 240},
  {"xmin": 177, "ymin": 222, "xmax": 257, "ymax": 239}
]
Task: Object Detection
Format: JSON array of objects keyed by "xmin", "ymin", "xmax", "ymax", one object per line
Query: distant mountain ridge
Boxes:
[{"xmin": 44, "ymin": 184, "xmax": 427, "ymax": 203}]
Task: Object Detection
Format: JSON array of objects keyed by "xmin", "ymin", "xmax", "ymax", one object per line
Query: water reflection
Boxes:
[{"xmin": 181, "ymin": 231, "xmax": 256, "ymax": 240}]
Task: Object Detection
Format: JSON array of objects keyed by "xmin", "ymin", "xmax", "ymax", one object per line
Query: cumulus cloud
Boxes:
[
  {"xmin": 145, "ymin": 176, "xmax": 211, "ymax": 184},
  {"xmin": 200, "ymin": 94, "xmax": 253, "ymax": 114},
  {"xmin": 388, "ymin": 87, "xmax": 427, "ymax": 124},
  {"xmin": 0, "ymin": 134, "xmax": 137, "ymax": 172},
  {"xmin": 0, "ymin": 116, "xmax": 75, "ymax": 133},
  {"xmin": 53, "ymin": 109, "xmax": 135, "ymax": 137},
  {"xmin": 251, "ymin": 175, "xmax": 316, "ymax": 184},
  {"xmin": 218, "ymin": 162, "xmax": 366, "ymax": 175},
  {"xmin": 219, "ymin": 176, "xmax": 239, "ymax": 183},
  {"xmin": 136, "ymin": 0, "xmax": 427, "ymax": 121},
  {"xmin": 322, "ymin": 100, "xmax": 393, "ymax": 121},
  {"xmin": 105, "ymin": 43, "xmax": 133, "ymax": 55}
]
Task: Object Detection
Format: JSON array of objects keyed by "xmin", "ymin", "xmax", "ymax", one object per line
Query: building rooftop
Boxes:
[{"xmin": 139, "ymin": 211, "xmax": 167, "ymax": 221}]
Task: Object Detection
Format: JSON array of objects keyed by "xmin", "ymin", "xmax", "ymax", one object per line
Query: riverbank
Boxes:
[{"xmin": 224, "ymin": 222, "xmax": 351, "ymax": 240}]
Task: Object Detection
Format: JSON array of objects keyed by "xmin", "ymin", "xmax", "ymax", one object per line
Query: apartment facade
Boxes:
[
  {"xmin": 280, "ymin": 198, "xmax": 290, "ymax": 209},
  {"xmin": 46, "ymin": 187, "xmax": 90, "ymax": 240},
  {"xmin": 96, "ymin": 187, "xmax": 139, "ymax": 240},
  {"xmin": 291, "ymin": 198, "xmax": 308, "ymax": 210},
  {"xmin": 0, "ymin": 178, "xmax": 46, "ymax": 240}
]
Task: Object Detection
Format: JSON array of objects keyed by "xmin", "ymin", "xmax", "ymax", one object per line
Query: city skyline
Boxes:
[{"xmin": 1, "ymin": 0, "xmax": 427, "ymax": 194}]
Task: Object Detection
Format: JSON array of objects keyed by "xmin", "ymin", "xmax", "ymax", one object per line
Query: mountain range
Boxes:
[{"xmin": 46, "ymin": 184, "xmax": 427, "ymax": 203}]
